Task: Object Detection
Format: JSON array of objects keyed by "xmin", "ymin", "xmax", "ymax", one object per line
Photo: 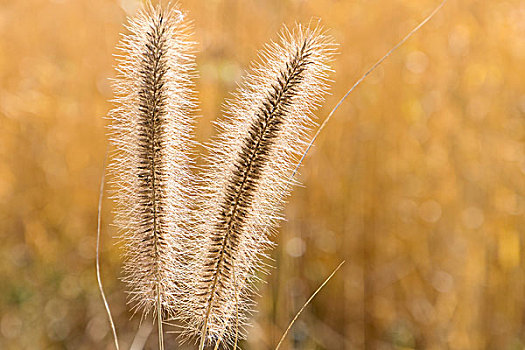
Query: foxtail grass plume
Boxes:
[
  {"xmin": 108, "ymin": 2, "xmax": 196, "ymax": 325},
  {"xmin": 183, "ymin": 24, "xmax": 335, "ymax": 348}
]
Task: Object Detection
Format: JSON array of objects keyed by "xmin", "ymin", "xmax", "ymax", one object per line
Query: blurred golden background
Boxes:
[{"xmin": 1, "ymin": 0, "xmax": 524, "ymax": 349}]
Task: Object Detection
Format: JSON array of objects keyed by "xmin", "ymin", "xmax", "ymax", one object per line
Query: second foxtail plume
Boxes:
[{"xmin": 181, "ymin": 24, "xmax": 335, "ymax": 349}]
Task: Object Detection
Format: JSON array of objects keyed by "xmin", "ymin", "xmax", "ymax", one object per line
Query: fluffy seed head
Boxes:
[
  {"xmin": 182, "ymin": 23, "xmax": 335, "ymax": 347},
  {"xmin": 108, "ymin": 3, "xmax": 196, "ymax": 318}
]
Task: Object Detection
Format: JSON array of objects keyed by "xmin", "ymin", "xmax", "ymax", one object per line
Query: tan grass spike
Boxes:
[
  {"xmin": 182, "ymin": 23, "xmax": 335, "ymax": 349},
  {"xmin": 108, "ymin": 2, "xmax": 196, "ymax": 344}
]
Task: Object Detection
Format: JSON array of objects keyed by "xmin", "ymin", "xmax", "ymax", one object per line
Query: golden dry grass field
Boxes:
[{"xmin": 1, "ymin": 0, "xmax": 524, "ymax": 349}]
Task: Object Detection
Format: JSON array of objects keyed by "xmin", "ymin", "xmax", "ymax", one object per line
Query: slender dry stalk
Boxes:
[
  {"xmin": 275, "ymin": 261, "xmax": 344, "ymax": 350},
  {"xmin": 96, "ymin": 149, "xmax": 120, "ymax": 350},
  {"xmin": 179, "ymin": 24, "xmax": 335, "ymax": 349},
  {"xmin": 108, "ymin": 2, "xmax": 196, "ymax": 346},
  {"xmin": 293, "ymin": 0, "xmax": 448, "ymax": 177}
]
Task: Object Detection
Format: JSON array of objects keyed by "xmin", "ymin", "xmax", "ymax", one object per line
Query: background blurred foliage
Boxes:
[{"xmin": 1, "ymin": 0, "xmax": 524, "ymax": 349}]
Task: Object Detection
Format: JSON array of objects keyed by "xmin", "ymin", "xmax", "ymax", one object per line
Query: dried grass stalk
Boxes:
[
  {"xmin": 181, "ymin": 24, "xmax": 335, "ymax": 348},
  {"xmin": 108, "ymin": 2, "xmax": 196, "ymax": 324}
]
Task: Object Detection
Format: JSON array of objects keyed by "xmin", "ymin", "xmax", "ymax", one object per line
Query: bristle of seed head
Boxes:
[
  {"xmin": 180, "ymin": 23, "xmax": 335, "ymax": 348},
  {"xmin": 108, "ymin": 2, "xmax": 196, "ymax": 319}
]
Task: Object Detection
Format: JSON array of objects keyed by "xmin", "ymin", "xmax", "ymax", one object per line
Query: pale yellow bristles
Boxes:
[
  {"xmin": 108, "ymin": 2, "xmax": 196, "ymax": 338},
  {"xmin": 179, "ymin": 24, "xmax": 335, "ymax": 349}
]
